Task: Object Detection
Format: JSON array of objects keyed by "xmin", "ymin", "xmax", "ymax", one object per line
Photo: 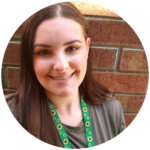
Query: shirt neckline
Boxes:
[{"xmin": 62, "ymin": 119, "xmax": 84, "ymax": 132}]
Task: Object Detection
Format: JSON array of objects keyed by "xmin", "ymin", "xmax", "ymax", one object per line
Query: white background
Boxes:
[{"xmin": 0, "ymin": 0, "xmax": 150, "ymax": 150}]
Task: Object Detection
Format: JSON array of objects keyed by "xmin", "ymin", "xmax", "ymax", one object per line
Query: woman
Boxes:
[{"xmin": 6, "ymin": 2, "xmax": 126, "ymax": 148}]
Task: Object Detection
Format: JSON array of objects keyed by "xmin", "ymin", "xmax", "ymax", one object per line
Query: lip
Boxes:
[{"xmin": 49, "ymin": 72, "xmax": 75, "ymax": 83}]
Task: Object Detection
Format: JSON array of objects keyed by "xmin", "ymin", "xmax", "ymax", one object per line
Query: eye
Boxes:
[
  {"xmin": 38, "ymin": 50, "xmax": 50, "ymax": 56},
  {"xmin": 66, "ymin": 46, "xmax": 78, "ymax": 52}
]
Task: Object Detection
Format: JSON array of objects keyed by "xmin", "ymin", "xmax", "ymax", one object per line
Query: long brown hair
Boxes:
[{"xmin": 7, "ymin": 2, "xmax": 109, "ymax": 147}]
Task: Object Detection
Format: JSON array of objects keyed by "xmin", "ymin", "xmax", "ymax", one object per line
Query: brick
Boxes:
[
  {"xmin": 91, "ymin": 48, "xmax": 116, "ymax": 69},
  {"xmin": 93, "ymin": 72, "xmax": 148, "ymax": 93},
  {"xmin": 124, "ymin": 114, "xmax": 136, "ymax": 127},
  {"xmin": 71, "ymin": 1, "xmax": 120, "ymax": 17},
  {"xmin": 1, "ymin": 67, "xmax": 8, "ymax": 88},
  {"xmin": 7, "ymin": 68, "xmax": 20, "ymax": 88},
  {"xmin": 119, "ymin": 49, "xmax": 148, "ymax": 72},
  {"xmin": 115, "ymin": 95, "xmax": 145, "ymax": 113},
  {"xmin": 87, "ymin": 20, "xmax": 142, "ymax": 47},
  {"xmin": 93, "ymin": 72, "xmax": 99, "ymax": 81},
  {"xmin": 3, "ymin": 43, "xmax": 21, "ymax": 65}
]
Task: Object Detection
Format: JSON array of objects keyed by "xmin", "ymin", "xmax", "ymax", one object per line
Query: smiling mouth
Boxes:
[{"xmin": 50, "ymin": 72, "xmax": 75, "ymax": 80}]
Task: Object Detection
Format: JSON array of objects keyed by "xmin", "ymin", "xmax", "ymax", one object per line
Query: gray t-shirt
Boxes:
[
  {"xmin": 63, "ymin": 98, "xmax": 126, "ymax": 148},
  {"xmin": 6, "ymin": 94, "xmax": 125, "ymax": 148}
]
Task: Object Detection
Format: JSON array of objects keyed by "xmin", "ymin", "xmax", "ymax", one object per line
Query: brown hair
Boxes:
[{"xmin": 7, "ymin": 2, "xmax": 109, "ymax": 147}]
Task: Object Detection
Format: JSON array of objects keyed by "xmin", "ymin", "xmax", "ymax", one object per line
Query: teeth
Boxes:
[{"xmin": 52, "ymin": 74, "xmax": 72, "ymax": 80}]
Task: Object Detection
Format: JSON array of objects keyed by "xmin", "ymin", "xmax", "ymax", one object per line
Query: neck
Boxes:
[{"xmin": 45, "ymin": 89, "xmax": 81, "ymax": 116}]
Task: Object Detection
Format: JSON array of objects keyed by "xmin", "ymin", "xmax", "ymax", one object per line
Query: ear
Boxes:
[{"xmin": 86, "ymin": 38, "xmax": 91, "ymax": 57}]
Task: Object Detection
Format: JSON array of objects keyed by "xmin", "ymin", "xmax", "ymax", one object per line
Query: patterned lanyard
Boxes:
[{"xmin": 48, "ymin": 95, "xmax": 94, "ymax": 148}]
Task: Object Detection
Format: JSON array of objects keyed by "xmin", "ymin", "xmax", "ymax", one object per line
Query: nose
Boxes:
[{"xmin": 53, "ymin": 53, "xmax": 69, "ymax": 72}]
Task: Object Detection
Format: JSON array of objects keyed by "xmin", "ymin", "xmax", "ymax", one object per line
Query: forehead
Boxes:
[
  {"xmin": 37, "ymin": 17, "xmax": 82, "ymax": 29},
  {"xmin": 34, "ymin": 17, "xmax": 85, "ymax": 44}
]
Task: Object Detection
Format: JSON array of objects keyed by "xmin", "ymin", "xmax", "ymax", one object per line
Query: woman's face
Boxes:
[{"xmin": 33, "ymin": 17, "xmax": 90, "ymax": 97}]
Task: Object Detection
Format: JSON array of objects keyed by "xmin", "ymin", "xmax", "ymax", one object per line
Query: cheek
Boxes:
[
  {"xmin": 71, "ymin": 53, "xmax": 88, "ymax": 72},
  {"xmin": 33, "ymin": 59, "xmax": 50, "ymax": 76}
]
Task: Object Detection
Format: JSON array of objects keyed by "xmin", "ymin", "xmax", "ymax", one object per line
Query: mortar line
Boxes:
[
  {"xmin": 113, "ymin": 47, "xmax": 122, "ymax": 71},
  {"xmin": 9, "ymin": 41, "xmax": 21, "ymax": 44},
  {"xmin": 84, "ymin": 16, "xmax": 124, "ymax": 21},
  {"xmin": 90, "ymin": 43, "xmax": 144, "ymax": 49},
  {"xmin": 3, "ymin": 88, "xmax": 17, "ymax": 91},
  {"xmin": 2, "ymin": 64, "xmax": 21, "ymax": 67},
  {"xmin": 111, "ymin": 92, "xmax": 146, "ymax": 96},
  {"xmin": 5, "ymin": 66, "xmax": 21, "ymax": 69},
  {"xmin": 123, "ymin": 112, "xmax": 138, "ymax": 115},
  {"xmin": 90, "ymin": 45, "xmax": 118, "ymax": 50},
  {"xmin": 93, "ymin": 69, "xmax": 149, "ymax": 74},
  {"xmin": 90, "ymin": 45, "xmax": 145, "ymax": 51},
  {"xmin": 122, "ymin": 48, "xmax": 144, "ymax": 51}
]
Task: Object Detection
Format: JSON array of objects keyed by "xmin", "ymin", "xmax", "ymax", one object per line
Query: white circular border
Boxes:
[{"xmin": 0, "ymin": 0, "xmax": 149, "ymax": 150}]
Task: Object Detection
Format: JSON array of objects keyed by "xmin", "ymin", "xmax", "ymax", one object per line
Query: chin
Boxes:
[{"xmin": 57, "ymin": 90, "xmax": 73, "ymax": 97}]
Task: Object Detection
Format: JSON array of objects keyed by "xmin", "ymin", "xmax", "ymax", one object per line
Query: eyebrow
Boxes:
[
  {"xmin": 33, "ymin": 39, "xmax": 82, "ymax": 48},
  {"xmin": 33, "ymin": 44, "xmax": 51, "ymax": 48},
  {"xmin": 63, "ymin": 39, "xmax": 82, "ymax": 46}
]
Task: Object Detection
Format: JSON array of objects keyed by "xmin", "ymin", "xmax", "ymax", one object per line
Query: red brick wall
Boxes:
[{"xmin": 2, "ymin": 2, "xmax": 148, "ymax": 127}]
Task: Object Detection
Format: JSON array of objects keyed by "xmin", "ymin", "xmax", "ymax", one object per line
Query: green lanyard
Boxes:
[{"xmin": 48, "ymin": 95, "xmax": 95, "ymax": 148}]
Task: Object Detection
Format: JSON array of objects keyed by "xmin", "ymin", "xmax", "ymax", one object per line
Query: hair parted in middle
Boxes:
[{"xmin": 7, "ymin": 2, "xmax": 109, "ymax": 146}]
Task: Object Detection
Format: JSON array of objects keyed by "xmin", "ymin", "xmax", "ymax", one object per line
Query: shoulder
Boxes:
[
  {"xmin": 103, "ymin": 95, "xmax": 123, "ymax": 114},
  {"xmin": 88, "ymin": 95, "xmax": 122, "ymax": 113},
  {"xmin": 87, "ymin": 95, "xmax": 124, "ymax": 124},
  {"xmin": 88, "ymin": 95, "xmax": 126, "ymax": 133},
  {"xmin": 102, "ymin": 95, "xmax": 126, "ymax": 131}
]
